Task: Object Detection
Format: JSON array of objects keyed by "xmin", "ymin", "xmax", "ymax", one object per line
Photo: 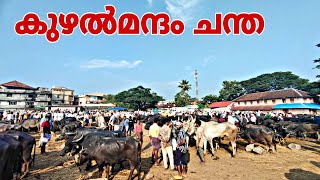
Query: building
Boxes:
[
  {"xmin": 232, "ymin": 88, "xmax": 317, "ymax": 114},
  {"xmin": 51, "ymin": 86, "xmax": 74, "ymax": 105},
  {"xmin": 208, "ymin": 101, "xmax": 233, "ymax": 112},
  {"xmin": 156, "ymin": 100, "xmax": 175, "ymax": 109},
  {"xmin": 0, "ymin": 80, "xmax": 51, "ymax": 110},
  {"xmin": 78, "ymin": 92, "xmax": 115, "ymax": 109}
]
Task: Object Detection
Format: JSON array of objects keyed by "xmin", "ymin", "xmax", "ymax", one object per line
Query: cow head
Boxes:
[{"xmin": 60, "ymin": 135, "xmax": 76, "ymax": 156}]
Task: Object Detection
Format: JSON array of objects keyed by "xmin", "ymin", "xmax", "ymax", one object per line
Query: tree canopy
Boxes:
[
  {"xmin": 240, "ymin": 72, "xmax": 310, "ymax": 93},
  {"xmin": 201, "ymin": 94, "xmax": 221, "ymax": 105},
  {"xmin": 111, "ymin": 86, "xmax": 164, "ymax": 110},
  {"xmin": 175, "ymin": 80, "xmax": 192, "ymax": 107},
  {"xmin": 178, "ymin": 80, "xmax": 191, "ymax": 93},
  {"xmin": 314, "ymin": 43, "xmax": 320, "ymax": 78},
  {"xmin": 219, "ymin": 81, "xmax": 245, "ymax": 101}
]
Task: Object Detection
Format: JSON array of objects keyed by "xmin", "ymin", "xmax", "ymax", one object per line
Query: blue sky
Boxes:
[{"xmin": 0, "ymin": 0, "xmax": 319, "ymax": 100}]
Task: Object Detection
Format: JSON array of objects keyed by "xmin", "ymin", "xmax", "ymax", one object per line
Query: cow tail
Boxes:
[{"xmin": 32, "ymin": 140, "xmax": 36, "ymax": 167}]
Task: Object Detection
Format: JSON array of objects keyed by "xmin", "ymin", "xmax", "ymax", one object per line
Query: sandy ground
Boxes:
[{"xmin": 24, "ymin": 129, "xmax": 320, "ymax": 180}]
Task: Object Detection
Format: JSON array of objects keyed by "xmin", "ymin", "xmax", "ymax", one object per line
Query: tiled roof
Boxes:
[
  {"xmin": 208, "ymin": 101, "xmax": 233, "ymax": 108},
  {"xmin": 231, "ymin": 105, "xmax": 274, "ymax": 111},
  {"xmin": 0, "ymin": 80, "xmax": 34, "ymax": 89},
  {"xmin": 233, "ymin": 89, "xmax": 311, "ymax": 102}
]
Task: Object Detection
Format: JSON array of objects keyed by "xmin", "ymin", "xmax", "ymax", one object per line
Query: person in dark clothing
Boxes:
[
  {"xmin": 128, "ymin": 116, "xmax": 135, "ymax": 136},
  {"xmin": 39, "ymin": 114, "xmax": 51, "ymax": 155}
]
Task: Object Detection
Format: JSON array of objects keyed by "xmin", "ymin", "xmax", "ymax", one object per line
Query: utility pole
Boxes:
[{"xmin": 195, "ymin": 70, "xmax": 199, "ymax": 102}]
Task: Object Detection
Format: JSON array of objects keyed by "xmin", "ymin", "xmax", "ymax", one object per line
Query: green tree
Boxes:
[
  {"xmin": 201, "ymin": 94, "xmax": 221, "ymax": 105},
  {"xmin": 113, "ymin": 86, "xmax": 164, "ymax": 110},
  {"xmin": 178, "ymin": 80, "xmax": 191, "ymax": 93},
  {"xmin": 219, "ymin": 81, "xmax": 245, "ymax": 101},
  {"xmin": 174, "ymin": 92, "xmax": 191, "ymax": 107},
  {"xmin": 240, "ymin": 72, "xmax": 310, "ymax": 93},
  {"xmin": 102, "ymin": 94, "xmax": 115, "ymax": 104},
  {"xmin": 314, "ymin": 43, "xmax": 320, "ymax": 78}
]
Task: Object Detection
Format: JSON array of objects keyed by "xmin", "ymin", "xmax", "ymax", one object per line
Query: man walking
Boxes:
[
  {"xmin": 149, "ymin": 118, "xmax": 160, "ymax": 166},
  {"xmin": 159, "ymin": 119, "xmax": 174, "ymax": 170},
  {"xmin": 174, "ymin": 121, "xmax": 188, "ymax": 179}
]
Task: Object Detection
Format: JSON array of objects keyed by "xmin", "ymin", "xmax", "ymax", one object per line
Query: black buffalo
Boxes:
[
  {"xmin": 75, "ymin": 136, "xmax": 141, "ymax": 179},
  {"xmin": 60, "ymin": 128, "xmax": 121, "ymax": 156},
  {"xmin": 239, "ymin": 124, "xmax": 276, "ymax": 153},
  {"xmin": 0, "ymin": 134, "xmax": 23, "ymax": 180},
  {"xmin": 3, "ymin": 131, "xmax": 36, "ymax": 178}
]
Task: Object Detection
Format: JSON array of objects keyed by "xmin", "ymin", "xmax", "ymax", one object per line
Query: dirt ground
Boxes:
[{"xmin": 25, "ymin": 128, "xmax": 320, "ymax": 180}]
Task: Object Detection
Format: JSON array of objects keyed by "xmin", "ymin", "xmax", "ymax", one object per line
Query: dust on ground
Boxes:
[{"xmin": 25, "ymin": 130, "xmax": 320, "ymax": 180}]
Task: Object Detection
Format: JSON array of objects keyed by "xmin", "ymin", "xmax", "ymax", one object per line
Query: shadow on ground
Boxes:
[{"xmin": 284, "ymin": 168, "xmax": 320, "ymax": 180}]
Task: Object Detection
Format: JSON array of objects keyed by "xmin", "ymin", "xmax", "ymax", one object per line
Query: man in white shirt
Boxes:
[
  {"xmin": 250, "ymin": 114, "xmax": 257, "ymax": 124},
  {"xmin": 227, "ymin": 114, "xmax": 238, "ymax": 125}
]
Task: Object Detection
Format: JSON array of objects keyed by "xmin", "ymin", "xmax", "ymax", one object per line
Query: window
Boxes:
[
  {"xmin": 290, "ymin": 98, "xmax": 294, "ymax": 103},
  {"xmin": 250, "ymin": 101, "xmax": 253, "ymax": 105},
  {"xmin": 57, "ymin": 95, "xmax": 60, "ymax": 98},
  {"xmin": 27, "ymin": 102, "xmax": 34, "ymax": 106},
  {"xmin": 264, "ymin": 100, "xmax": 268, "ymax": 104},
  {"xmin": 244, "ymin": 102, "xmax": 247, "ymax": 105},
  {"xmin": 237, "ymin": 102, "xmax": 240, "ymax": 105},
  {"xmin": 9, "ymin": 101, "xmax": 17, "ymax": 105},
  {"xmin": 257, "ymin": 101, "xmax": 260, "ymax": 104},
  {"xmin": 28, "ymin": 94, "xmax": 33, "ymax": 98},
  {"xmin": 7, "ymin": 94, "xmax": 12, "ymax": 97},
  {"xmin": 282, "ymin": 99, "xmax": 286, "ymax": 103},
  {"xmin": 272, "ymin": 100, "xmax": 276, "ymax": 103}
]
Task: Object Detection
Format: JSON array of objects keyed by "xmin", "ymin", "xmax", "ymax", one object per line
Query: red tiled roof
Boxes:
[
  {"xmin": 208, "ymin": 101, "xmax": 233, "ymax": 108},
  {"xmin": 233, "ymin": 89, "xmax": 311, "ymax": 102},
  {"xmin": 231, "ymin": 105, "xmax": 274, "ymax": 111},
  {"xmin": 0, "ymin": 80, "xmax": 34, "ymax": 89}
]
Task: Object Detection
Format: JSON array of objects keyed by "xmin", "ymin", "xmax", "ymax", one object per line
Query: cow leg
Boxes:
[
  {"xmin": 209, "ymin": 138, "xmax": 215, "ymax": 156},
  {"xmin": 230, "ymin": 140, "xmax": 237, "ymax": 157},
  {"xmin": 105, "ymin": 164, "xmax": 110, "ymax": 180},
  {"xmin": 128, "ymin": 161, "xmax": 135, "ymax": 180},
  {"xmin": 203, "ymin": 139, "xmax": 207, "ymax": 154},
  {"xmin": 136, "ymin": 161, "xmax": 142, "ymax": 180},
  {"xmin": 316, "ymin": 132, "xmax": 320, "ymax": 141},
  {"xmin": 98, "ymin": 164, "xmax": 104, "ymax": 178}
]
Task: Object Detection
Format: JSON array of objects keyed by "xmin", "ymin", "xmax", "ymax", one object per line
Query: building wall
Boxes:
[
  {"xmin": 234, "ymin": 97, "xmax": 314, "ymax": 107},
  {"xmin": 78, "ymin": 95, "xmax": 105, "ymax": 106},
  {"xmin": 51, "ymin": 88, "xmax": 74, "ymax": 105},
  {"xmin": 0, "ymin": 87, "xmax": 51, "ymax": 110}
]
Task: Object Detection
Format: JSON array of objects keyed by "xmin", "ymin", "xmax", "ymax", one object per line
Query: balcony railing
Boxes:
[
  {"xmin": 0, "ymin": 96, "xmax": 27, "ymax": 101},
  {"xmin": 0, "ymin": 105, "xmax": 30, "ymax": 109}
]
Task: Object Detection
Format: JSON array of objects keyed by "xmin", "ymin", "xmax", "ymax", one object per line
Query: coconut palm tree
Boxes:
[{"xmin": 178, "ymin": 80, "xmax": 191, "ymax": 93}]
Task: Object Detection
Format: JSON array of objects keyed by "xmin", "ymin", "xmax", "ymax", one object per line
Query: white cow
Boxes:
[{"xmin": 185, "ymin": 116, "xmax": 238, "ymax": 157}]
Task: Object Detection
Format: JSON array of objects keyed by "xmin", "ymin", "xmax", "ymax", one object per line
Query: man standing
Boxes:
[
  {"xmin": 39, "ymin": 114, "xmax": 51, "ymax": 155},
  {"xmin": 174, "ymin": 121, "xmax": 188, "ymax": 179},
  {"xmin": 159, "ymin": 119, "xmax": 174, "ymax": 170},
  {"xmin": 149, "ymin": 118, "xmax": 160, "ymax": 166},
  {"xmin": 195, "ymin": 120, "xmax": 205, "ymax": 163},
  {"xmin": 123, "ymin": 116, "xmax": 129, "ymax": 137},
  {"xmin": 128, "ymin": 116, "xmax": 134, "ymax": 136},
  {"xmin": 97, "ymin": 113, "xmax": 106, "ymax": 129},
  {"xmin": 109, "ymin": 113, "xmax": 116, "ymax": 131}
]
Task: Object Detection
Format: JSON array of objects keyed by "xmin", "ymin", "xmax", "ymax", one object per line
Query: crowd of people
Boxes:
[{"xmin": 0, "ymin": 108, "xmax": 305, "ymax": 179}]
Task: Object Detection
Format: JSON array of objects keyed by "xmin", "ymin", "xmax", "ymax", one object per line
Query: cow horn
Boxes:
[
  {"xmin": 72, "ymin": 134, "xmax": 84, "ymax": 143},
  {"xmin": 65, "ymin": 132, "xmax": 76, "ymax": 136}
]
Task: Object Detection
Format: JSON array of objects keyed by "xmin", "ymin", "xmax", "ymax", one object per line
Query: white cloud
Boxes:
[
  {"xmin": 147, "ymin": 0, "xmax": 152, "ymax": 7},
  {"xmin": 165, "ymin": 0, "xmax": 201, "ymax": 25},
  {"xmin": 81, "ymin": 59, "xmax": 143, "ymax": 69}
]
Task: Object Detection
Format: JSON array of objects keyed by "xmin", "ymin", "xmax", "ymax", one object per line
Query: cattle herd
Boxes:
[{"xmin": 0, "ymin": 113, "xmax": 319, "ymax": 180}]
